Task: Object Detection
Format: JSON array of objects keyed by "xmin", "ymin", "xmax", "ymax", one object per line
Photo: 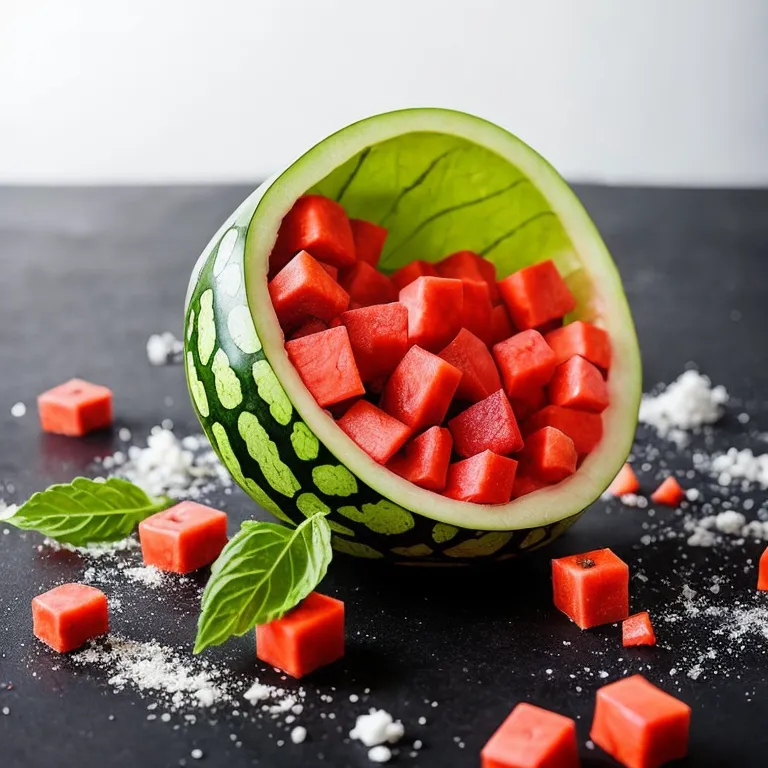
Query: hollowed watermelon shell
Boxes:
[{"xmin": 183, "ymin": 109, "xmax": 641, "ymax": 564}]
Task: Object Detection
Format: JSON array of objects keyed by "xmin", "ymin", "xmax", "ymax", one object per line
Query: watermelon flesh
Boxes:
[{"xmin": 266, "ymin": 193, "xmax": 618, "ymax": 505}]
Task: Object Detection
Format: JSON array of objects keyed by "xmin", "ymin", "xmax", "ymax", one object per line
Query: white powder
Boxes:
[
  {"xmin": 73, "ymin": 635, "xmax": 229, "ymax": 709},
  {"xmin": 123, "ymin": 565, "xmax": 164, "ymax": 588},
  {"xmin": 350, "ymin": 709, "xmax": 404, "ymax": 747},
  {"xmin": 42, "ymin": 537, "xmax": 141, "ymax": 558},
  {"xmin": 190, "ymin": 748, "xmax": 203, "ymax": 760},
  {"xmin": 708, "ymin": 448, "xmax": 768, "ymax": 488},
  {"xmin": 98, "ymin": 427, "xmax": 231, "ymax": 500},
  {"xmin": 244, "ymin": 682, "xmax": 273, "ymax": 704},
  {"xmin": 686, "ymin": 511, "xmax": 767, "ymax": 547},
  {"xmin": 147, "ymin": 332, "xmax": 184, "ymax": 366},
  {"xmin": 290, "ymin": 726, "xmax": 307, "ymax": 744},
  {"xmin": 10, "ymin": 402, "xmax": 26, "ymax": 418},
  {"xmin": 368, "ymin": 745, "xmax": 392, "ymax": 763},
  {"xmin": 639, "ymin": 370, "xmax": 728, "ymax": 440}
]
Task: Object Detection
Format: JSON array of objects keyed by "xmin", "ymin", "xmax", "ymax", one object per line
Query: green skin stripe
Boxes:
[{"xmin": 183, "ymin": 110, "xmax": 640, "ymax": 563}]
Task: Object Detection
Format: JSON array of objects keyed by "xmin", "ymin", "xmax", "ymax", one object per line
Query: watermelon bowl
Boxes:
[{"xmin": 183, "ymin": 108, "xmax": 641, "ymax": 565}]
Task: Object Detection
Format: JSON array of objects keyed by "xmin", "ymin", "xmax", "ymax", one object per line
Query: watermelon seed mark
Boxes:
[{"xmin": 577, "ymin": 557, "xmax": 596, "ymax": 569}]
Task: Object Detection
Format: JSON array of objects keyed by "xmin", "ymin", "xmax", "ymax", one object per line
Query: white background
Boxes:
[{"xmin": 2, "ymin": 0, "xmax": 767, "ymax": 185}]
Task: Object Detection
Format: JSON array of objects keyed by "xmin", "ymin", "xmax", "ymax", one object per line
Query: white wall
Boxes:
[{"xmin": 2, "ymin": 0, "xmax": 767, "ymax": 185}]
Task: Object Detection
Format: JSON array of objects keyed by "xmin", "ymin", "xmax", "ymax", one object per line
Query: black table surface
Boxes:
[{"xmin": 1, "ymin": 185, "xmax": 767, "ymax": 768}]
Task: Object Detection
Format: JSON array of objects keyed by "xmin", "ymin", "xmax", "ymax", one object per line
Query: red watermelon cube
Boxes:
[
  {"xmin": 390, "ymin": 260, "xmax": 438, "ymax": 292},
  {"xmin": 498, "ymin": 260, "xmax": 575, "ymax": 330},
  {"xmin": 493, "ymin": 329, "xmax": 557, "ymax": 399},
  {"xmin": 398, "ymin": 276, "xmax": 464, "ymax": 352},
  {"xmin": 388, "ymin": 426, "xmax": 453, "ymax": 492},
  {"xmin": 444, "ymin": 450, "xmax": 518, "ymax": 504},
  {"xmin": 438, "ymin": 328, "xmax": 501, "ymax": 404},
  {"xmin": 337, "ymin": 401, "xmax": 411, "ymax": 465},
  {"xmin": 339, "ymin": 261, "xmax": 397, "ymax": 307},
  {"xmin": 548, "ymin": 355, "xmax": 609, "ymax": 413},
  {"xmin": 350, "ymin": 219, "xmax": 387, "ymax": 267},
  {"xmin": 518, "ymin": 426, "xmax": 577, "ymax": 484},
  {"xmin": 448, "ymin": 390, "xmax": 523, "ymax": 458},
  {"xmin": 522, "ymin": 405, "xmax": 603, "ymax": 456}
]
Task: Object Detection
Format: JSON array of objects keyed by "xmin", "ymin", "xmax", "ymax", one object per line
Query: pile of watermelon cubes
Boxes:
[{"xmin": 269, "ymin": 195, "xmax": 611, "ymax": 505}]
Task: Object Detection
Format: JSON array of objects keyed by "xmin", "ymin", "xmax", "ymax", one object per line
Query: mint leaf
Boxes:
[
  {"xmin": 7, "ymin": 477, "xmax": 171, "ymax": 545},
  {"xmin": 194, "ymin": 514, "xmax": 332, "ymax": 654}
]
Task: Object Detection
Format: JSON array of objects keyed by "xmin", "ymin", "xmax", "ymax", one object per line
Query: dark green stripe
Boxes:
[
  {"xmin": 478, "ymin": 210, "xmax": 555, "ymax": 256},
  {"xmin": 335, "ymin": 147, "xmax": 371, "ymax": 203}
]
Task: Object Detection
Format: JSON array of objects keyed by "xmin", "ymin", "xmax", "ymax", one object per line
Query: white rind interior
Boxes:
[{"xmin": 241, "ymin": 108, "xmax": 641, "ymax": 531}]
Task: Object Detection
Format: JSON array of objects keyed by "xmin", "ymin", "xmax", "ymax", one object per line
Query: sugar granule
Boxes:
[
  {"xmin": 350, "ymin": 709, "xmax": 404, "ymax": 747},
  {"xmin": 10, "ymin": 402, "xmax": 26, "ymax": 418}
]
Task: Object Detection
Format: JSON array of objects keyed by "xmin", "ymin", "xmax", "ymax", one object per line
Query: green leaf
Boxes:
[
  {"xmin": 6, "ymin": 477, "xmax": 171, "ymax": 545},
  {"xmin": 194, "ymin": 514, "xmax": 332, "ymax": 654},
  {"xmin": 308, "ymin": 131, "xmax": 572, "ymax": 278}
]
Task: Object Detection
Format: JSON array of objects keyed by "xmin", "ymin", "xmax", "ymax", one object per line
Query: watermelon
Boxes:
[{"xmin": 184, "ymin": 109, "xmax": 641, "ymax": 563}]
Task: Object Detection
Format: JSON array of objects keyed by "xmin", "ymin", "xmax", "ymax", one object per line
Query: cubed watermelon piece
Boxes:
[
  {"xmin": 544, "ymin": 320, "xmax": 611, "ymax": 371},
  {"xmin": 651, "ymin": 477, "xmax": 685, "ymax": 507},
  {"xmin": 387, "ymin": 426, "xmax": 453, "ymax": 492},
  {"xmin": 622, "ymin": 611, "xmax": 656, "ymax": 647},
  {"xmin": 340, "ymin": 303, "xmax": 408, "ymax": 383},
  {"xmin": 339, "ymin": 261, "xmax": 397, "ymax": 307},
  {"xmin": 290, "ymin": 318, "xmax": 328, "ymax": 340},
  {"xmin": 350, "ymin": 218, "xmax": 388, "ymax": 267},
  {"xmin": 509, "ymin": 387, "xmax": 547, "ymax": 422},
  {"xmin": 285, "ymin": 326, "xmax": 365, "ymax": 407},
  {"xmin": 438, "ymin": 328, "xmax": 502, "ymax": 403},
  {"xmin": 269, "ymin": 251, "xmax": 350, "ymax": 330},
  {"xmin": 337, "ymin": 400, "xmax": 411, "ymax": 465},
  {"xmin": 399, "ymin": 276, "xmax": 464, "ymax": 352},
  {"xmin": 318, "ymin": 262, "xmax": 339, "ymax": 281},
  {"xmin": 591, "ymin": 675, "xmax": 690, "ymax": 768},
  {"xmin": 390, "ymin": 260, "xmax": 438, "ymax": 291},
  {"xmin": 270, "ymin": 195, "xmax": 355, "ymax": 275},
  {"xmin": 444, "ymin": 450, "xmax": 518, "ymax": 504},
  {"xmin": 381, "ymin": 346, "xmax": 462, "ymax": 431},
  {"xmin": 511, "ymin": 472, "xmax": 548, "ymax": 499},
  {"xmin": 460, "ymin": 279, "xmax": 493, "ymax": 345},
  {"xmin": 498, "ymin": 260, "xmax": 575, "ymax": 330},
  {"xmin": 256, "ymin": 592, "xmax": 344, "ymax": 678},
  {"xmin": 32, "ymin": 583, "xmax": 109, "ymax": 653},
  {"xmin": 548, "ymin": 355, "xmax": 609, "ymax": 413},
  {"xmin": 493, "ymin": 329, "xmax": 557, "ymax": 398},
  {"xmin": 518, "ymin": 426, "xmax": 577, "ymax": 483},
  {"xmin": 37, "ymin": 379, "xmax": 113, "ymax": 437},
  {"xmin": 523, "ymin": 406, "xmax": 603, "ymax": 456},
  {"xmin": 490, "ymin": 304, "xmax": 515, "ymax": 346},
  {"xmin": 608, "ymin": 463, "xmax": 640, "ymax": 496},
  {"xmin": 481, "ymin": 702, "xmax": 579, "ymax": 768},
  {"xmin": 436, "ymin": 250, "xmax": 499, "ymax": 304},
  {"xmin": 552, "ymin": 548, "xmax": 629, "ymax": 629},
  {"xmin": 448, "ymin": 390, "xmax": 523, "ymax": 458}
]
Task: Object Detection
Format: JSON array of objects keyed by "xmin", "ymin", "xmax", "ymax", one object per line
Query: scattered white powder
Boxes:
[
  {"xmin": 290, "ymin": 726, "xmax": 307, "ymax": 744},
  {"xmin": 123, "ymin": 565, "xmax": 164, "ymax": 588},
  {"xmin": 368, "ymin": 745, "xmax": 392, "ymax": 763},
  {"xmin": 244, "ymin": 682, "xmax": 273, "ymax": 704},
  {"xmin": 10, "ymin": 402, "xmax": 26, "ymax": 418},
  {"xmin": 42, "ymin": 537, "xmax": 141, "ymax": 558},
  {"xmin": 147, "ymin": 332, "xmax": 183, "ymax": 366},
  {"xmin": 0, "ymin": 501, "xmax": 18, "ymax": 521},
  {"xmin": 350, "ymin": 709, "xmax": 405, "ymax": 747},
  {"xmin": 639, "ymin": 370, "xmax": 728, "ymax": 440},
  {"xmin": 706, "ymin": 448, "xmax": 768, "ymax": 488},
  {"xmin": 72, "ymin": 635, "xmax": 229, "ymax": 709},
  {"xmin": 97, "ymin": 426, "xmax": 230, "ymax": 500},
  {"xmin": 685, "ymin": 511, "xmax": 768, "ymax": 547}
]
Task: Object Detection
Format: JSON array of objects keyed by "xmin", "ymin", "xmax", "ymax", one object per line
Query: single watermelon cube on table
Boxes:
[
  {"xmin": 398, "ymin": 276, "xmax": 464, "ymax": 352},
  {"xmin": 387, "ymin": 426, "xmax": 453, "ymax": 492},
  {"xmin": 622, "ymin": 611, "xmax": 657, "ymax": 647},
  {"xmin": 498, "ymin": 259, "xmax": 576, "ymax": 330},
  {"xmin": 350, "ymin": 218, "xmax": 388, "ymax": 267},
  {"xmin": 438, "ymin": 328, "xmax": 501, "ymax": 404},
  {"xmin": 389, "ymin": 260, "xmax": 438, "ymax": 292},
  {"xmin": 256, "ymin": 592, "xmax": 345, "ymax": 678},
  {"xmin": 270, "ymin": 194, "xmax": 356, "ymax": 275},
  {"xmin": 340, "ymin": 303, "xmax": 408, "ymax": 383},
  {"xmin": 551, "ymin": 548, "xmax": 629, "ymax": 629},
  {"xmin": 590, "ymin": 675, "xmax": 691, "ymax": 768},
  {"xmin": 381, "ymin": 345, "xmax": 462, "ymax": 432},
  {"xmin": 443, "ymin": 450, "xmax": 518, "ymax": 504},
  {"xmin": 37, "ymin": 378, "xmax": 113, "ymax": 437},
  {"xmin": 337, "ymin": 400, "xmax": 411, "ymax": 465},
  {"xmin": 339, "ymin": 261, "xmax": 397, "ymax": 307},
  {"xmin": 448, "ymin": 389, "xmax": 523, "ymax": 459},
  {"xmin": 481, "ymin": 702, "xmax": 579, "ymax": 768},
  {"xmin": 493, "ymin": 329, "xmax": 557, "ymax": 399},
  {"xmin": 139, "ymin": 501, "xmax": 228, "ymax": 574},
  {"xmin": 32, "ymin": 583, "xmax": 109, "ymax": 653},
  {"xmin": 285, "ymin": 326, "xmax": 365, "ymax": 407},
  {"xmin": 269, "ymin": 250, "xmax": 350, "ymax": 330}
]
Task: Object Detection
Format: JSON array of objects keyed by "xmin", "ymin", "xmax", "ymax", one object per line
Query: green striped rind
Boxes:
[{"xmin": 184, "ymin": 222, "xmax": 582, "ymax": 564}]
